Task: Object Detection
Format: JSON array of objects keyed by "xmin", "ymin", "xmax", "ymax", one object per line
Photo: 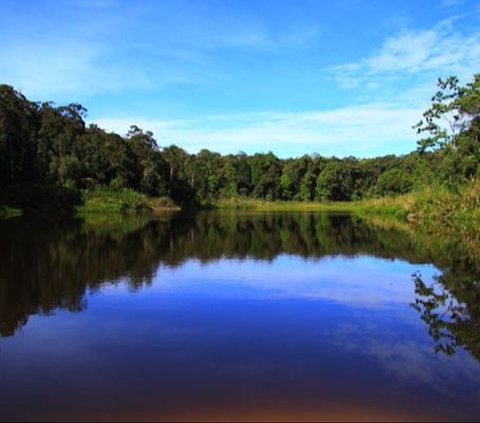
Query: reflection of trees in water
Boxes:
[
  {"xmin": 411, "ymin": 270, "xmax": 480, "ymax": 361},
  {"xmin": 1, "ymin": 212, "xmax": 480, "ymax": 363}
]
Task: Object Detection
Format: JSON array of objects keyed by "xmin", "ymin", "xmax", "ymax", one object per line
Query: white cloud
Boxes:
[
  {"xmin": 329, "ymin": 17, "xmax": 480, "ymax": 92},
  {"xmin": 140, "ymin": 255, "xmax": 432, "ymax": 308},
  {"xmin": 94, "ymin": 102, "xmax": 424, "ymax": 157},
  {"xmin": 0, "ymin": 2, "xmax": 320, "ymax": 99},
  {"xmin": 329, "ymin": 325, "xmax": 480, "ymax": 389},
  {"xmin": 438, "ymin": 0, "xmax": 467, "ymax": 9}
]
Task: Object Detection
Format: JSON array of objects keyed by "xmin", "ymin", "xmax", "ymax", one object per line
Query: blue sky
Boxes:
[{"xmin": 1, "ymin": 0, "xmax": 479, "ymax": 158}]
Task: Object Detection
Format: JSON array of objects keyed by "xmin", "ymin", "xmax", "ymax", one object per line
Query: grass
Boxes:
[
  {"xmin": 78, "ymin": 187, "xmax": 150, "ymax": 214},
  {"xmin": 214, "ymin": 197, "xmax": 355, "ymax": 212},
  {"xmin": 213, "ymin": 196, "xmax": 410, "ymax": 219},
  {"xmin": 77, "ymin": 187, "xmax": 180, "ymax": 214},
  {"xmin": 213, "ymin": 180, "xmax": 480, "ymax": 235},
  {"xmin": 148, "ymin": 196, "xmax": 181, "ymax": 212},
  {"xmin": 3, "ymin": 179, "xmax": 479, "ymax": 232},
  {"xmin": 0, "ymin": 205, "xmax": 22, "ymax": 219}
]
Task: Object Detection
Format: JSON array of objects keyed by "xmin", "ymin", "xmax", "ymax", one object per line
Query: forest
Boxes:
[{"xmin": 0, "ymin": 74, "xmax": 479, "ymax": 213}]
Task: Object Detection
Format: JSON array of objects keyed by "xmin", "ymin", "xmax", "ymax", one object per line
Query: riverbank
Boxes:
[
  {"xmin": 213, "ymin": 196, "xmax": 408, "ymax": 219},
  {"xmin": 213, "ymin": 180, "xmax": 480, "ymax": 236},
  {"xmin": 77, "ymin": 187, "xmax": 180, "ymax": 214},
  {"xmin": 2, "ymin": 181, "xmax": 479, "ymax": 238},
  {"xmin": 0, "ymin": 185, "xmax": 181, "ymax": 218}
]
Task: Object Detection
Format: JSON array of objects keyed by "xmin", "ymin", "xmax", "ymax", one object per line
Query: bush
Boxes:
[
  {"xmin": 376, "ymin": 169, "xmax": 413, "ymax": 196},
  {"xmin": 80, "ymin": 187, "xmax": 149, "ymax": 213}
]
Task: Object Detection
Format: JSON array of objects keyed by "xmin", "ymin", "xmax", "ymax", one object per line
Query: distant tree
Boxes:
[
  {"xmin": 250, "ymin": 153, "xmax": 281, "ymax": 200},
  {"xmin": 414, "ymin": 74, "xmax": 480, "ymax": 152},
  {"xmin": 376, "ymin": 168, "xmax": 413, "ymax": 196},
  {"xmin": 0, "ymin": 85, "xmax": 39, "ymax": 184},
  {"xmin": 280, "ymin": 156, "xmax": 310, "ymax": 200},
  {"xmin": 315, "ymin": 160, "xmax": 353, "ymax": 201},
  {"xmin": 124, "ymin": 126, "xmax": 169, "ymax": 196},
  {"xmin": 414, "ymin": 74, "xmax": 480, "ymax": 184}
]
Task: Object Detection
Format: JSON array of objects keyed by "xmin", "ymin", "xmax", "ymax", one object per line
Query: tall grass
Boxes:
[
  {"xmin": 78, "ymin": 187, "xmax": 150, "ymax": 214},
  {"xmin": 0, "ymin": 206, "xmax": 22, "ymax": 219},
  {"xmin": 78, "ymin": 187, "xmax": 181, "ymax": 214},
  {"xmin": 214, "ymin": 180, "xmax": 480, "ymax": 234},
  {"xmin": 214, "ymin": 197, "xmax": 354, "ymax": 212}
]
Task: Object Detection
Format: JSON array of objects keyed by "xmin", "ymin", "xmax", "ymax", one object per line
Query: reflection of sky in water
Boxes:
[
  {"xmin": 1, "ymin": 254, "xmax": 480, "ymax": 420},
  {"xmin": 104, "ymin": 254, "xmax": 439, "ymax": 308}
]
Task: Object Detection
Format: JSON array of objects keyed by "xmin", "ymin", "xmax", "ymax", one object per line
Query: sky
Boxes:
[{"xmin": 1, "ymin": 0, "xmax": 479, "ymax": 158}]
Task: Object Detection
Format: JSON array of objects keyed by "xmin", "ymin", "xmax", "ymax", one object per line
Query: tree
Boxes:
[
  {"xmin": 125, "ymin": 126, "xmax": 169, "ymax": 196},
  {"xmin": 414, "ymin": 74, "xmax": 480, "ymax": 152},
  {"xmin": 280, "ymin": 156, "xmax": 310, "ymax": 200},
  {"xmin": 376, "ymin": 168, "xmax": 413, "ymax": 196},
  {"xmin": 315, "ymin": 160, "xmax": 353, "ymax": 201},
  {"xmin": 0, "ymin": 85, "xmax": 39, "ymax": 184}
]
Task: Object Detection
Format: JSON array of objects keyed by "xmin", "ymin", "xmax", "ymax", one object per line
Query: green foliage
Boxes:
[
  {"xmin": 0, "ymin": 74, "xmax": 479, "ymax": 213},
  {"xmin": 79, "ymin": 187, "xmax": 150, "ymax": 213},
  {"xmin": 414, "ymin": 74, "xmax": 480, "ymax": 186},
  {"xmin": 148, "ymin": 196, "xmax": 181, "ymax": 211},
  {"xmin": 315, "ymin": 160, "xmax": 354, "ymax": 201},
  {"xmin": 376, "ymin": 168, "xmax": 413, "ymax": 195},
  {"xmin": 0, "ymin": 206, "xmax": 21, "ymax": 219},
  {"xmin": 414, "ymin": 75, "xmax": 480, "ymax": 152}
]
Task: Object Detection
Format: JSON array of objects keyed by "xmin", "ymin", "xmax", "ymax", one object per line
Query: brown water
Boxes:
[{"xmin": 1, "ymin": 212, "xmax": 479, "ymax": 421}]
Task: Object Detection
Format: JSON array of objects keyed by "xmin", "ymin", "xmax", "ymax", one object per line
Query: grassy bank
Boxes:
[
  {"xmin": 214, "ymin": 197, "xmax": 356, "ymax": 212},
  {"xmin": 213, "ymin": 196, "xmax": 409, "ymax": 218},
  {"xmin": 355, "ymin": 180, "xmax": 480, "ymax": 236},
  {"xmin": 3, "ymin": 181, "xmax": 478, "ymax": 233},
  {"xmin": 0, "ymin": 185, "xmax": 180, "ymax": 219},
  {"xmin": 77, "ymin": 187, "xmax": 180, "ymax": 214},
  {"xmin": 78, "ymin": 188, "xmax": 150, "ymax": 214},
  {"xmin": 214, "ymin": 180, "xmax": 480, "ymax": 234}
]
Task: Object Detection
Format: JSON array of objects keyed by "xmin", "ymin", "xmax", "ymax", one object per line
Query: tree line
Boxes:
[{"xmin": 1, "ymin": 74, "xmax": 478, "ymax": 206}]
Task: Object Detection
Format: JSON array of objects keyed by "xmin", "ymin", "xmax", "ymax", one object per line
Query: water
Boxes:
[{"xmin": 1, "ymin": 212, "xmax": 479, "ymax": 421}]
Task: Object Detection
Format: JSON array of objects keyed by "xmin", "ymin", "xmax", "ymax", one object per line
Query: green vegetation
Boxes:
[
  {"xmin": 78, "ymin": 187, "xmax": 150, "ymax": 213},
  {"xmin": 0, "ymin": 74, "xmax": 479, "ymax": 222},
  {"xmin": 78, "ymin": 187, "xmax": 180, "ymax": 215},
  {"xmin": 214, "ymin": 197, "xmax": 352, "ymax": 211},
  {"xmin": 0, "ymin": 205, "xmax": 21, "ymax": 218},
  {"xmin": 213, "ymin": 196, "xmax": 410, "ymax": 218}
]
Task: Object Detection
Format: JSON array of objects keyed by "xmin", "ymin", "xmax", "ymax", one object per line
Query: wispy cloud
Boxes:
[
  {"xmin": 0, "ymin": 1, "xmax": 320, "ymax": 99},
  {"xmin": 438, "ymin": 0, "xmax": 467, "ymax": 9},
  {"xmin": 329, "ymin": 16, "xmax": 480, "ymax": 92},
  {"xmin": 0, "ymin": 41, "xmax": 154, "ymax": 97},
  {"xmin": 94, "ymin": 102, "xmax": 424, "ymax": 158}
]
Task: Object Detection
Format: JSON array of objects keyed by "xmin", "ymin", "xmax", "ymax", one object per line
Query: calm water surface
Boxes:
[{"xmin": 1, "ymin": 212, "xmax": 479, "ymax": 421}]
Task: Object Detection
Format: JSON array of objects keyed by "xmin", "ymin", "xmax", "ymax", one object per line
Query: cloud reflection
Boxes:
[{"xmin": 107, "ymin": 255, "xmax": 441, "ymax": 309}]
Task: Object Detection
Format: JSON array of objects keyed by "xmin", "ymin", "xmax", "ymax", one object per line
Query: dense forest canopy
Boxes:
[{"xmin": 0, "ymin": 74, "xmax": 479, "ymax": 206}]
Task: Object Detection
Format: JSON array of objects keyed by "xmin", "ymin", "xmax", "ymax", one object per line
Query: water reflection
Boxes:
[
  {"xmin": 411, "ymin": 271, "xmax": 480, "ymax": 361},
  {"xmin": 1, "ymin": 212, "xmax": 479, "ymax": 346},
  {"xmin": 1, "ymin": 211, "xmax": 480, "ymax": 420}
]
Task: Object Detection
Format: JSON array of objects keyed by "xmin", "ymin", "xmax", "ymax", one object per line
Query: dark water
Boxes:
[{"xmin": 1, "ymin": 212, "xmax": 479, "ymax": 421}]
